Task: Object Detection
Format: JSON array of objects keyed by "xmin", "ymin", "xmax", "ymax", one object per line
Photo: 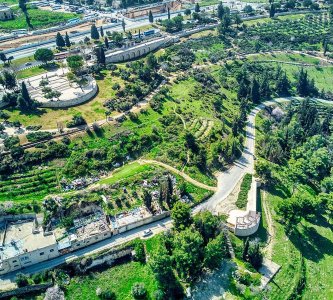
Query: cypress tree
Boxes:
[
  {"xmin": 276, "ymin": 72, "xmax": 291, "ymax": 96},
  {"xmin": 297, "ymin": 68, "xmax": 309, "ymax": 97},
  {"xmin": 148, "ymin": 10, "xmax": 154, "ymax": 23},
  {"xmin": 122, "ymin": 19, "xmax": 126, "ymax": 32},
  {"xmin": 19, "ymin": 82, "xmax": 34, "ymax": 110},
  {"xmin": 99, "ymin": 47, "xmax": 106, "ymax": 65},
  {"xmin": 91, "ymin": 24, "xmax": 100, "ymax": 40},
  {"xmin": 251, "ymin": 78, "xmax": 260, "ymax": 103},
  {"xmin": 65, "ymin": 32, "xmax": 71, "ymax": 48},
  {"xmin": 195, "ymin": 3, "xmax": 200, "ymax": 12},
  {"xmin": 104, "ymin": 36, "xmax": 109, "ymax": 49},
  {"xmin": 217, "ymin": 2, "xmax": 225, "ymax": 20},
  {"xmin": 243, "ymin": 237, "xmax": 250, "ymax": 260},
  {"xmin": 167, "ymin": 7, "xmax": 170, "ymax": 20},
  {"xmin": 56, "ymin": 32, "xmax": 65, "ymax": 48},
  {"xmin": 100, "ymin": 26, "xmax": 104, "ymax": 37}
]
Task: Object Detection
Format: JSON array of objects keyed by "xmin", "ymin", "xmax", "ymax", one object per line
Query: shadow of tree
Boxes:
[{"xmin": 288, "ymin": 224, "xmax": 333, "ymax": 263}]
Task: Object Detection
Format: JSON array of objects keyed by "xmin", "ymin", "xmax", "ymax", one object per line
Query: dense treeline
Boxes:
[{"xmin": 255, "ymin": 98, "xmax": 333, "ymax": 230}]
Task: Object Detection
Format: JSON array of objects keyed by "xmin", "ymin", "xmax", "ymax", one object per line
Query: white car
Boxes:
[{"xmin": 142, "ymin": 229, "xmax": 152, "ymax": 237}]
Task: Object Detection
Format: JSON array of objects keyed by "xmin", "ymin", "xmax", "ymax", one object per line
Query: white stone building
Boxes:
[
  {"xmin": 0, "ymin": 6, "xmax": 13, "ymax": 21},
  {"xmin": 0, "ymin": 217, "xmax": 59, "ymax": 275}
]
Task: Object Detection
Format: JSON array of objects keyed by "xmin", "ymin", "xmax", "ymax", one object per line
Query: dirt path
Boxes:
[
  {"xmin": 262, "ymin": 190, "xmax": 275, "ymax": 260},
  {"xmin": 138, "ymin": 159, "xmax": 217, "ymax": 192}
]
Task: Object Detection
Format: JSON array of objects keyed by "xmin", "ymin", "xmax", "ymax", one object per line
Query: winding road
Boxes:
[{"xmin": 0, "ymin": 97, "xmax": 332, "ymax": 288}]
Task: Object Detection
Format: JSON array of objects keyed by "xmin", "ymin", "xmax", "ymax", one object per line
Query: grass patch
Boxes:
[
  {"xmin": 0, "ymin": 7, "xmax": 79, "ymax": 30},
  {"xmin": 65, "ymin": 261, "xmax": 159, "ymax": 300},
  {"xmin": 99, "ymin": 163, "xmax": 153, "ymax": 185},
  {"xmin": 235, "ymin": 173, "xmax": 252, "ymax": 209}
]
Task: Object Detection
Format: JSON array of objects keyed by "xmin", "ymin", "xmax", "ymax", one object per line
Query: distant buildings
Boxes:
[{"xmin": 0, "ymin": 5, "xmax": 13, "ymax": 21}]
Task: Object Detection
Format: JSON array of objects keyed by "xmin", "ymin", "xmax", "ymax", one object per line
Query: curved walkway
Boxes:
[{"xmin": 138, "ymin": 159, "xmax": 217, "ymax": 191}]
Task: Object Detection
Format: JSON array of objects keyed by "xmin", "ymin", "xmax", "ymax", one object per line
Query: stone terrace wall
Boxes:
[{"xmin": 39, "ymin": 80, "xmax": 98, "ymax": 108}]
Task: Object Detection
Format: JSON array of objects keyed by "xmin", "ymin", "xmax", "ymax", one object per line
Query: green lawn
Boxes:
[
  {"xmin": 99, "ymin": 163, "xmax": 154, "ymax": 185},
  {"xmin": 247, "ymin": 53, "xmax": 333, "ymax": 92},
  {"xmin": 65, "ymin": 261, "xmax": 159, "ymax": 300},
  {"xmin": 0, "ymin": 7, "xmax": 79, "ymax": 30}
]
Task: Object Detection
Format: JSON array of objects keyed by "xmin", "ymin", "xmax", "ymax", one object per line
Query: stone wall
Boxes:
[
  {"xmin": 38, "ymin": 80, "xmax": 98, "ymax": 108},
  {"xmin": 105, "ymin": 36, "xmax": 176, "ymax": 63},
  {"xmin": 117, "ymin": 211, "xmax": 170, "ymax": 234}
]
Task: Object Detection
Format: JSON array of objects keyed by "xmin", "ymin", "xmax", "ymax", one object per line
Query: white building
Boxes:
[
  {"xmin": 0, "ymin": 217, "xmax": 59, "ymax": 275},
  {"xmin": 0, "ymin": 5, "xmax": 13, "ymax": 21}
]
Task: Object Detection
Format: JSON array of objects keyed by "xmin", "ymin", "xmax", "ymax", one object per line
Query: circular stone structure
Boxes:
[{"xmin": 23, "ymin": 68, "xmax": 97, "ymax": 108}]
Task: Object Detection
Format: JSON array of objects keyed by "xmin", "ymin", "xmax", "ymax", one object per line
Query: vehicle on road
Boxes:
[{"xmin": 142, "ymin": 229, "xmax": 152, "ymax": 237}]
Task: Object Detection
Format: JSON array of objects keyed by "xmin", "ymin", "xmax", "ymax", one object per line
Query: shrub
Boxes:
[
  {"xmin": 26, "ymin": 132, "xmax": 53, "ymax": 143},
  {"xmin": 96, "ymin": 288, "xmax": 117, "ymax": 300},
  {"xmin": 134, "ymin": 241, "xmax": 146, "ymax": 263},
  {"xmin": 131, "ymin": 282, "xmax": 147, "ymax": 299},
  {"xmin": 67, "ymin": 114, "xmax": 87, "ymax": 128},
  {"xmin": 15, "ymin": 273, "xmax": 29, "ymax": 287},
  {"xmin": 236, "ymin": 173, "xmax": 252, "ymax": 209}
]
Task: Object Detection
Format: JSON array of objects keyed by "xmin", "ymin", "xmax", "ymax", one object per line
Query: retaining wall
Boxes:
[
  {"xmin": 38, "ymin": 80, "xmax": 98, "ymax": 108},
  {"xmin": 0, "ymin": 283, "xmax": 52, "ymax": 298},
  {"xmin": 117, "ymin": 211, "xmax": 170, "ymax": 234}
]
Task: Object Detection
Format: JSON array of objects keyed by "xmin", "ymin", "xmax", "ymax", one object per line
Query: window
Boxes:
[
  {"xmin": 14, "ymin": 265, "xmax": 19, "ymax": 268},
  {"xmin": 12, "ymin": 260, "xmax": 17, "ymax": 263},
  {"xmin": 50, "ymin": 249, "xmax": 54, "ymax": 253},
  {"xmin": 24, "ymin": 261, "xmax": 31, "ymax": 265},
  {"xmin": 95, "ymin": 237, "xmax": 98, "ymax": 240},
  {"xmin": 40, "ymin": 252, "xmax": 44, "ymax": 256},
  {"xmin": 104, "ymin": 233, "xmax": 108, "ymax": 236}
]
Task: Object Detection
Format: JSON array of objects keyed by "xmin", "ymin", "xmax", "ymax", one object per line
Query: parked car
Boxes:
[{"xmin": 142, "ymin": 229, "xmax": 152, "ymax": 237}]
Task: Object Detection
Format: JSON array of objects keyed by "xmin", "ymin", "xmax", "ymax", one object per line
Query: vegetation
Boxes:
[
  {"xmin": 0, "ymin": 6, "xmax": 79, "ymax": 31},
  {"xmin": 236, "ymin": 173, "xmax": 252, "ymax": 209},
  {"xmin": 255, "ymin": 98, "xmax": 333, "ymax": 298}
]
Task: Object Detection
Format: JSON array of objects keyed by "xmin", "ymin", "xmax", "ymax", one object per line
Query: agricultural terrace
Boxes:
[
  {"xmin": 237, "ymin": 13, "xmax": 331, "ymax": 53},
  {"xmin": 0, "ymin": 6, "xmax": 79, "ymax": 31}
]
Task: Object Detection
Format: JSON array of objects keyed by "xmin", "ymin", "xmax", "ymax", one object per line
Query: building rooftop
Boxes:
[
  {"xmin": 0, "ymin": 5, "xmax": 11, "ymax": 11},
  {"xmin": 0, "ymin": 219, "xmax": 57, "ymax": 260}
]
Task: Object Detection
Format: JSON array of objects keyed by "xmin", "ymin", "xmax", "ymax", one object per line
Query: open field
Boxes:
[
  {"xmin": 0, "ymin": 6, "xmax": 79, "ymax": 31},
  {"xmin": 247, "ymin": 53, "xmax": 333, "ymax": 92}
]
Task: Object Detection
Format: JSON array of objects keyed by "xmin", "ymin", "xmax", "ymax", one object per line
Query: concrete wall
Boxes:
[
  {"xmin": 38, "ymin": 80, "xmax": 98, "ymax": 108},
  {"xmin": 86, "ymin": 248, "xmax": 132, "ymax": 270},
  {"xmin": 0, "ymin": 283, "xmax": 52, "ymax": 298},
  {"xmin": 0, "ymin": 213, "xmax": 35, "ymax": 224},
  {"xmin": 70, "ymin": 230, "xmax": 112, "ymax": 251},
  {"xmin": 117, "ymin": 211, "xmax": 170, "ymax": 234}
]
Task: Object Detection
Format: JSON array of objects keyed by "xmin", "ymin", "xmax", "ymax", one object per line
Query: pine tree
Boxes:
[
  {"xmin": 104, "ymin": 36, "xmax": 109, "ymax": 49},
  {"xmin": 56, "ymin": 32, "xmax": 65, "ymax": 48},
  {"xmin": 251, "ymin": 78, "xmax": 260, "ymax": 103},
  {"xmin": 100, "ymin": 26, "xmax": 104, "ymax": 37},
  {"xmin": 91, "ymin": 24, "xmax": 100, "ymax": 40},
  {"xmin": 65, "ymin": 32, "xmax": 71, "ymax": 48},
  {"xmin": 148, "ymin": 10, "xmax": 154, "ymax": 23},
  {"xmin": 195, "ymin": 3, "xmax": 200, "ymax": 12}
]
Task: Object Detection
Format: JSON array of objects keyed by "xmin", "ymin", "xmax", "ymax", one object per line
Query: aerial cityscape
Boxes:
[{"xmin": 0, "ymin": 0, "xmax": 332, "ymax": 298}]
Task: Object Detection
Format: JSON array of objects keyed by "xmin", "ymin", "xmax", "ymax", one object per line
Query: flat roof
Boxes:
[{"xmin": 0, "ymin": 220, "xmax": 57, "ymax": 260}]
